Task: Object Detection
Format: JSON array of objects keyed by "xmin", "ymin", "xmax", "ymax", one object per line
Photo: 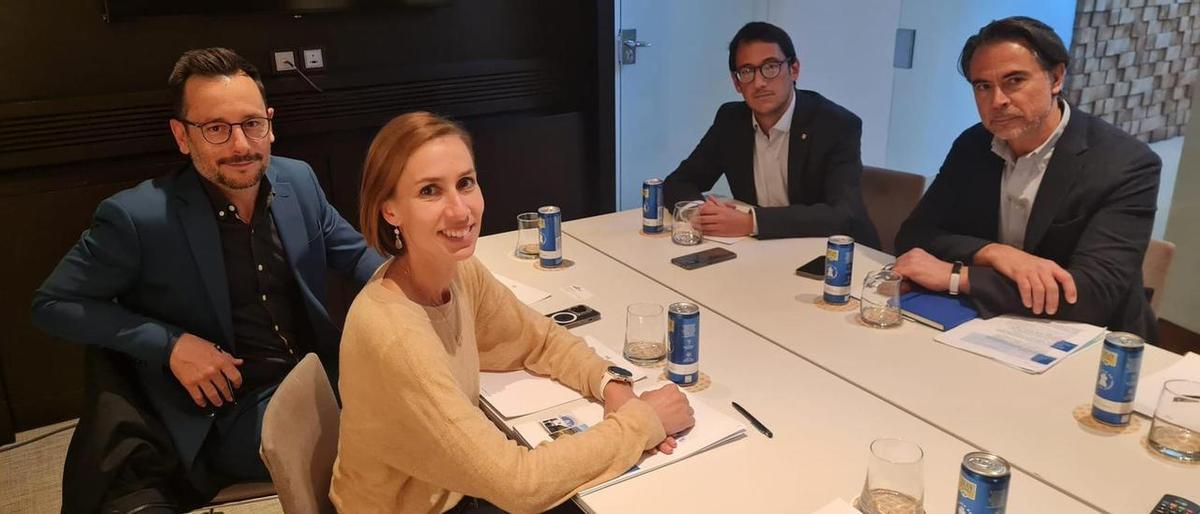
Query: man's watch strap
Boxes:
[{"xmin": 949, "ymin": 261, "xmax": 964, "ymax": 295}]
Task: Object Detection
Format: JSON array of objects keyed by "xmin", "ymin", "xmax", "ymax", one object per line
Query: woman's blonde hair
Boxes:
[{"xmin": 358, "ymin": 111, "xmax": 472, "ymax": 256}]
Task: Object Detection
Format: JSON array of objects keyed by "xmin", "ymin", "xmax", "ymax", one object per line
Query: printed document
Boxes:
[{"xmin": 935, "ymin": 315, "xmax": 1106, "ymax": 373}]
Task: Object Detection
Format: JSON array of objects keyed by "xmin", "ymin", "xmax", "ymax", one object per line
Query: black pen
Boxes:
[{"xmin": 731, "ymin": 401, "xmax": 773, "ymax": 438}]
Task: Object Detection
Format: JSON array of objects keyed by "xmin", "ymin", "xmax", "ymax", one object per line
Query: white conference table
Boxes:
[
  {"xmin": 473, "ymin": 231, "xmax": 1095, "ymax": 513},
  {"xmin": 562, "ymin": 209, "xmax": 1199, "ymax": 514}
]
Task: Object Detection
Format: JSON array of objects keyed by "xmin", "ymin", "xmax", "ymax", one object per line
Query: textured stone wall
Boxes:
[{"xmin": 1065, "ymin": 0, "xmax": 1198, "ymax": 142}]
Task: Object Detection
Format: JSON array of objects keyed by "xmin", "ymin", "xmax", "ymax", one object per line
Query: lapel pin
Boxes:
[{"xmin": 801, "ymin": 132, "xmax": 808, "ymax": 140}]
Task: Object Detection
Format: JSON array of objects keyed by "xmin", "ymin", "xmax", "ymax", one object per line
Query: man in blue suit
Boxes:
[{"xmin": 31, "ymin": 48, "xmax": 385, "ymax": 511}]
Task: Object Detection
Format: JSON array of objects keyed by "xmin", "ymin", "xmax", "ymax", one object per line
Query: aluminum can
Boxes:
[
  {"xmin": 642, "ymin": 178, "xmax": 664, "ymax": 233},
  {"xmin": 667, "ymin": 302, "xmax": 700, "ymax": 385},
  {"xmin": 823, "ymin": 235, "xmax": 855, "ymax": 304},
  {"xmin": 1092, "ymin": 331, "xmax": 1145, "ymax": 426},
  {"xmin": 537, "ymin": 206, "xmax": 562, "ymax": 267},
  {"xmin": 957, "ymin": 452, "xmax": 1010, "ymax": 514}
]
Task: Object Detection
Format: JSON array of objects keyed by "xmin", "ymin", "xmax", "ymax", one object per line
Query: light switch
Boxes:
[
  {"xmin": 272, "ymin": 50, "xmax": 297, "ymax": 72},
  {"xmin": 302, "ymin": 48, "xmax": 325, "ymax": 70}
]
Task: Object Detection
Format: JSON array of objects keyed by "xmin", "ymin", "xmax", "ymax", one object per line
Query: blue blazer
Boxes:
[{"xmin": 31, "ymin": 156, "xmax": 385, "ymax": 467}]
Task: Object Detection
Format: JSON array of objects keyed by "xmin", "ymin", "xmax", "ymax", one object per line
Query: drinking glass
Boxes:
[
  {"xmin": 623, "ymin": 303, "xmax": 666, "ymax": 366},
  {"xmin": 856, "ymin": 438, "xmax": 926, "ymax": 514},
  {"xmin": 1148, "ymin": 379, "xmax": 1200, "ymax": 462},
  {"xmin": 861, "ymin": 268, "xmax": 903, "ymax": 328},
  {"xmin": 515, "ymin": 212, "xmax": 539, "ymax": 259},
  {"xmin": 672, "ymin": 201, "xmax": 703, "ymax": 245}
]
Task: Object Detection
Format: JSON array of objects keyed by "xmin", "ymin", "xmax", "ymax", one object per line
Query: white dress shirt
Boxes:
[
  {"xmin": 991, "ymin": 99, "xmax": 1071, "ymax": 249},
  {"xmin": 748, "ymin": 91, "xmax": 796, "ymax": 234}
]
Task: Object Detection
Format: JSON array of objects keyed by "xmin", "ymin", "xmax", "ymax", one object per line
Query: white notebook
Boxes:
[
  {"xmin": 512, "ymin": 387, "xmax": 746, "ymax": 495},
  {"xmin": 480, "ymin": 335, "xmax": 648, "ymax": 419}
]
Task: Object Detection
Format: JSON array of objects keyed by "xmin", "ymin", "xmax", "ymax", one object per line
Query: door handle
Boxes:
[{"xmin": 619, "ymin": 29, "xmax": 650, "ymax": 65}]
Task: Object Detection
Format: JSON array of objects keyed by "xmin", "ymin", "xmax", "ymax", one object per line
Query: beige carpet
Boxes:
[{"xmin": 0, "ymin": 420, "xmax": 282, "ymax": 513}]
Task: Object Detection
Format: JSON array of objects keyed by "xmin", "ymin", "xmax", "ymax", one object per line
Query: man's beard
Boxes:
[{"xmin": 208, "ymin": 153, "xmax": 266, "ymax": 190}]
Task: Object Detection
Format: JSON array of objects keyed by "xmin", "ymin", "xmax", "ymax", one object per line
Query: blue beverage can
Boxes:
[
  {"xmin": 537, "ymin": 205, "xmax": 562, "ymax": 267},
  {"xmin": 957, "ymin": 452, "xmax": 1010, "ymax": 514},
  {"xmin": 667, "ymin": 302, "xmax": 700, "ymax": 385},
  {"xmin": 823, "ymin": 235, "xmax": 854, "ymax": 304},
  {"xmin": 1092, "ymin": 331, "xmax": 1145, "ymax": 426},
  {"xmin": 642, "ymin": 178, "xmax": 664, "ymax": 234}
]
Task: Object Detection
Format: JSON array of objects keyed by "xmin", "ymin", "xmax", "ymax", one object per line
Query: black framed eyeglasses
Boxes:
[
  {"xmin": 734, "ymin": 59, "xmax": 793, "ymax": 84},
  {"xmin": 177, "ymin": 117, "xmax": 272, "ymax": 145}
]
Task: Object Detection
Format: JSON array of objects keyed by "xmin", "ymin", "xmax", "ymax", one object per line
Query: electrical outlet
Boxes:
[
  {"xmin": 302, "ymin": 48, "xmax": 325, "ymax": 70},
  {"xmin": 272, "ymin": 50, "xmax": 297, "ymax": 73}
]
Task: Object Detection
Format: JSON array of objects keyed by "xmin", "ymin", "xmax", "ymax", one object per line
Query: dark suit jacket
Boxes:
[
  {"xmin": 31, "ymin": 156, "xmax": 386, "ymax": 468},
  {"xmin": 895, "ymin": 108, "xmax": 1160, "ymax": 340},
  {"xmin": 663, "ymin": 89, "xmax": 879, "ymax": 247}
]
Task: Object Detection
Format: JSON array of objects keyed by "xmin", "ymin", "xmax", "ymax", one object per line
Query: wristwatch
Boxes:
[
  {"xmin": 598, "ymin": 365, "xmax": 634, "ymax": 399},
  {"xmin": 949, "ymin": 260, "xmax": 964, "ymax": 296}
]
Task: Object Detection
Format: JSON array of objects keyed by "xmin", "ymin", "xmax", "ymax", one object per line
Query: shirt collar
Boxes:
[
  {"xmin": 198, "ymin": 170, "xmax": 274, "ymax": 222},
  {"xmin": 991, "ymin": 98, "xmax": 1071, "ymax": 164},
  {"xmin": 751, "ymin": 89, "xmax": 796, "ymax": 137}
]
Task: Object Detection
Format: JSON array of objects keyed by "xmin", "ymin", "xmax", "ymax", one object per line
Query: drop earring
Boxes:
[{"xmin": 393, "ymin": 226, "xmax": 404, "ymax": 250}]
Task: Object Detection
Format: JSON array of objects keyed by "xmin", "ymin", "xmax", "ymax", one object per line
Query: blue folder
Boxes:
[{"xmin": 899, "ymin": 290, "xmax": 979, "ymax": 331}]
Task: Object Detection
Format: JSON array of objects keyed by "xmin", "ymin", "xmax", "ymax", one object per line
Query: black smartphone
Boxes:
[
  {"xmin": 546, "ymin": 304, "xmax": 602, "ymax": 329},
  {"xmin": 795, "ymin": 255, "xmax": 825, "ymax": 280},
  {"xmin": 670, "ymin": 247, "xmax": 737, "ymax": 270}
]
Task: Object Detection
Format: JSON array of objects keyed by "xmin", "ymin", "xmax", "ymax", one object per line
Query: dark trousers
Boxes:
[
  {"xmin": 62, "ymin": 348, "xmax": 271, "ymax": 514},
  {"xmin": 447, "ymin": 496, "xmax": 586, "ymax": 514}
]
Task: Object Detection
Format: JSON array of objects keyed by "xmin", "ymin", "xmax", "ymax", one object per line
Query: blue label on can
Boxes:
[
  {"xmin": 1092, "ymin": 341, "xmax": 1144, "ymax": 425},
  {"xmin": 958, "ymin": 468, "xmax": 1009, "ymax": 514},
  {"xmin": 823, "ymin": 239, "xmax": 854, "ymax": 304},
  {"xmin": 538, "ymin": 210, "xmax": 562, "ymax": 267},
  {"xmin": 642, "ymin": 181, "xmax": 663, "ymax": 233},
  {"xmin": 667, "ymin": 308, "xmax": 699, "ymax": 385}
]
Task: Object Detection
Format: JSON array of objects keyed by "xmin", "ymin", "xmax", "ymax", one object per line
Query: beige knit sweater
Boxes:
[{"xmin": 330, "ymin": 257, "xmax": 666, "ymax": 513}]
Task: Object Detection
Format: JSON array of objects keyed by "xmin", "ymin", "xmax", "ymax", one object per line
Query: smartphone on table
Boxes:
[
  {"xmin": 795, "ymin": 255, "xmax": 825, "ymax": 280},
  {"xmin": 546, "ymin": 304, "xmax": 602, "ymax": 329},
  {"xmin": 670, "ymin": 247, "xmax": 737, "ymax": 270}
]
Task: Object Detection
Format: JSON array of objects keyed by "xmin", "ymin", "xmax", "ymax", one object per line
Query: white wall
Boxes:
[
  {"xmin": 1160, "ymin": 99, "xmax": 1200, "ymax": 332},
  {"xmin": 885, "ymin": 1, "xmax": 1077, "ymax": 176},
  {"xmin": 765, "ymin": 0, "xmax": 902, "ymax": 166}
]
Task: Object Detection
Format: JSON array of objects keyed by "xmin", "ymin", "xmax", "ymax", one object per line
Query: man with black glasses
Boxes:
[
  {"xmin": 663, "ymin": 21, "xmax": 878, "ymax": 245},
  {"xmin": 32, "ymin": 47, "xmax": 384, "ymax": 512}
]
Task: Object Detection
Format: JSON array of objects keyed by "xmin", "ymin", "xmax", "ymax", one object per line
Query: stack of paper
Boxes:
[
  {"xmin": 492, "ymin": 273, "xmax": 551, "ymax": 305},
  {"xmin": 512, "ymin": 386, "xmax": 746, "ymax": 495},
  {"xmin": 1133, "ymin": 352, "xmax": 1200, "ymax": 416},
  {"xmin": 480, "ymin": 336, "xmax": 648, "ymax": 419},
  {"xmin": 934, "ymin": 315, "xmax": 1106, "ymax": 374}
]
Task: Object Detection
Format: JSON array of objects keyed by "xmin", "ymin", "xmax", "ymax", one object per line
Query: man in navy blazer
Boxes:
[
  {"xmin": 894, "ymin": 17, "xmax": 1159, "ymax": 341},
  {"xmin": 32, "ymin": 48, "xmax": 384, "ymax": 510},
  {"xmin": 663, "ymin": 22, "xmax": 879, "ymax": 246}
]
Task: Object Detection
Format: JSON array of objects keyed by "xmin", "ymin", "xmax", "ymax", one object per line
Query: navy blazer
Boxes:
[
  {"xmin": 663, "ymin": 89, "xmax": 879, "ymax": 247},
  {"xmin": 31, "ymin": 156, "xmax": 385, "ymax": 467},
  {"xmin": 895, "ymin": 108, "xmax": 1160, "ymax": 340}
]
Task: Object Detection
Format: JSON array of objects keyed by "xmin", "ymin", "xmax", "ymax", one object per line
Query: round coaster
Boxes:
[
  {"xmin": 533, "ymin": 259, "xmax": 575, "ymax": 271},
  {"xmin": 638, "ymin": 229, "xmax": 671, "ymax": 238},
  {"xmin": 1072, "ymin": 404, "xmax": 1142, "ymax": 435},
  {"xmin": 1139, "ymin": 435, "xmax": 1200, "ymax": 466},
  {"xmin": 814, "ymin": 297, "xmax": 859, "ymax": 312},
  {"xmin": 657, "ymin": 371, "xmax": 711, "ymax": 392}
]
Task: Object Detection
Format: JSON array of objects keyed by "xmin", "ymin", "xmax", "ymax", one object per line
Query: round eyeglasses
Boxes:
[
  {"xmin": 178, "ymin": 117, "xmax": 272, "ymax": 145},
  {"xmin": 734, "ymin": 59, "xmax": 792, "ymax": 84}
]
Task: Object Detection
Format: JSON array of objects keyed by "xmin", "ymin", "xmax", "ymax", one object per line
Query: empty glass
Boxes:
[
  {"xmin": 1148, "ymin": 379, "xmax": 1200, "ymax": 462},
  {"xmin": 672, "ymin": 200, "xmax": 703, "ymax": 245},
  {"xmin": 623, "ymin": 303, "xmax": 666, "ymax": 366},
  {"xmin": 514, "ymin": 212, "xmax": 539, "ymax": 259},
  {"xmin": 861, "ymin": 268, "xmax": 904, "ymax": 328},
  {"xmin": 856, "ymin": 438, "xmax": 926, "ymax": 514}
]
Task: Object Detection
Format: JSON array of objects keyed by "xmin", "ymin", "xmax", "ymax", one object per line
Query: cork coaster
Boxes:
[
  {"xmin": 1072, "ymin": 404, "xmax": 1143, "ymax": 435},
  {"xmin": 658, "ymin": 371, "xmax": 711, "ymax": 392},
  {"xmin": 1140, "ymin": 435, "xmax": 1200, "ymax": 466},
  {"xmin": 533, "ymin": 259, "xmax": 576, "ymax": 271},
  {"xmin": 814, "ymin": 296, "xmax": 859, "ymax": 312},
  {"xmin": 638, "ymin": 229, "xmax": 671, "ymax": 238}
]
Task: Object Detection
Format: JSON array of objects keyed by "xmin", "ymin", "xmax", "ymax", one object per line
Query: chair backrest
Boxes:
[
  {"xmin": 1142, "ymin": 238, "xmax": 1176, "ymax": 315},
  {"xmin": 259, "ymin": 353, "xmax": 339, "ymax": 514},
  {"xmin": 860, "ymin": 166, "xmax": 927, "ymax": 254}
]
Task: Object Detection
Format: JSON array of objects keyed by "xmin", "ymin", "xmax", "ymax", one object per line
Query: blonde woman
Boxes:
[{"xmin": 331, "ymin": 112, "xmax": 694, "ymax": 513}]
